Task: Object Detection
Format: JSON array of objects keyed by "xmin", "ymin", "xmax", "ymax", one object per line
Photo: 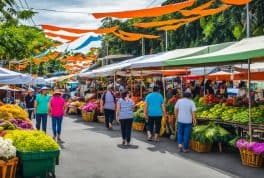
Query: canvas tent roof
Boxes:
[
  {"xmin": 0, "ymin": 67, "xmax": 32, "ymax": 84},
  {"xmin": 130, "ymin": 42, "xmax": 233, "ymax": 69},
  {"xmin": 165, "ymin": 36, "xmax": 264, "ymax": 67}
]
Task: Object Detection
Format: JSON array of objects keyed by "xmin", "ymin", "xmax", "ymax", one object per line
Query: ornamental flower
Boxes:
[
  {"xmin": 82, "ymin": 102, "xmax": 97, "ymax": 112},
  {"xmin": 0, "ymin": 137, "xmax": 16, "ymax": 161},
  {"xmin": 236, "ymin": 139, "xmax": 264, "ymax": 155}
]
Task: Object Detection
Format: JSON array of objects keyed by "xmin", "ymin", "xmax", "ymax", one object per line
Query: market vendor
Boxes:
[{"xmin": 3, "ymin": 91, "xmax": 15, "ymax": 104}]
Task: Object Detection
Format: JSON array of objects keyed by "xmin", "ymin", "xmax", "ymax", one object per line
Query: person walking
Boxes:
[
  {"xmin": 174, "ymin": 91, "xmax": 197, "ymax": 153},
  {"xmin": 100, "ymin": 85, "xmax": 116, "ymax": 129},
  {"xmin": 25, "ymin": 88, "xmax": 36, "ymax": 120},
  {"xmin": 49, "ymin": 89, "xmax": 65, "ymax": 142},
  {"xmin": 116, "ymin": 91, "xmax": 134, "ymax": 146},
  {"xmin": 34, "ymin": 87, "xmax": 50, "ymax": 132},
  {"xmin": 144, "ymin": 86, "xmax": 166, "ymax": 142}
]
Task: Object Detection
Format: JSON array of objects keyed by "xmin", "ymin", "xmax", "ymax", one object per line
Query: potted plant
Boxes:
[
  {"xmin": 4, "ymin": 130, "xmax": 60, "ymax": 178},
  {"xmin": 81, "ymin": 102, "xmax": 97, "ymax": 121},
  {"xmin": 191, "ymin": 123, "xmax": 230, "ymax": 153},
  {"xmin": 236, "ymin": 139, "xmax": 264, "ymax": 167},
  {"xmin": 0, "ymin": 137, "xmax": 18, "ymax": 178}
]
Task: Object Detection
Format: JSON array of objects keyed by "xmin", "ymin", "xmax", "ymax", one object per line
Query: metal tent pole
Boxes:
[
  {"xmin": 140, "ymin": 69, "xmax": 143, "ymax": 99},
  {"xmin": 141, "ymin": 38, "xmax": 145, "ymax": 56},
  {"xmin": 165, "ymin": 30, "xmax": 168, "ymax": 51},
  {"xmin": 203, "ymin": 66, "xmax": 206, "ymax": 96},
  {"xmin": 246, "ymin": 3, "xmax": 252, "ymax": 141}
]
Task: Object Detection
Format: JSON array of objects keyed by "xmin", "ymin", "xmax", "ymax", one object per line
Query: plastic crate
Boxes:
[{"xmin": 17, "ymin": 150, "xmax": 60, "ymax": 178}]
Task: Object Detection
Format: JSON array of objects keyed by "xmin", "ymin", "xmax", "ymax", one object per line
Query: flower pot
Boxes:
[
  {"xmin": 17, "ymin": 150, "xmax": 60, "ymax": 178},
  {"xmin": 0, "ymin": 157, "xmax": 18, "ymax": 178},
  {"xmin": 239, "ymin": 148, "xmax": 263, "ymax": 167}
]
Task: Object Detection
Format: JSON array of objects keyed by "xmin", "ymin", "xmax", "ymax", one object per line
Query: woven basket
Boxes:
[
  {"xmin": 132, "ymin": 122, "xmax": 145, "ymax": 132},
  {"xmin": 239, "ymin": 149, "xmax": 263, "ymax": 167},
  {"xmin": 97, "ymin": 116, "xmax": 105, "ymax": 123},
  {"xmin": 190, "ymin": 140, "xmax": 212, "ymax": 153},
  {"xmin": 0, "ymin": 157, "xmax": 19, "ymax": 178},
  {"xmin": 82, "ymin": 111, "xmax": 94, "ymax": 122}
]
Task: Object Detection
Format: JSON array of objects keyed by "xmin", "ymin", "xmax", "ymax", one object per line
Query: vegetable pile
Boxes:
[
  {"xmin": 4, "ymin": 130, "xmax": 60, "ymax": 152},
  {"xmin": 133, "ymin": 101, "xmax": 145, "ymax": 123},
  {"xmin": 191, "ymin": 123, "xmax": 230, "ymax": 144}
]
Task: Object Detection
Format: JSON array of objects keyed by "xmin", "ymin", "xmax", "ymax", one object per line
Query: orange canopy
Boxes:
[
  {"xmin": 162, "ymin": 69, "xmax": 190, "ymax": 76},
  {"xmin": 133, "ymin": 19, "xmax": 186, "ymax": 28},
  {"xmin": 113, "ymin": 31, "xmax": 160, "ymax": 41},
  {"xmin": 41, "ymin": 25, "xmax": 118, "ymax": 34},
  {"xmin": 157, "ymin": 22, "xmax": 187, "ymax": 31},
  {"xmin": 92, "ymin": 0, "xmax": 196, "ymax": 19},
  {"xmin": 180, "ymin": 4, "xmax": 231, "ymax": 16},
  {"xmin": 221, "ymin": 0, "xmax": 252, "ymax": 5},
  {"xmin": 45, "ymin": 32, "xmax": 79, "ymax": 42}
]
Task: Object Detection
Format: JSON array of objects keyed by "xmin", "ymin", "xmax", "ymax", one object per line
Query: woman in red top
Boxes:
[{"xmin": 49, "ymin": 89, "xmax": 65, "ymax": 142}]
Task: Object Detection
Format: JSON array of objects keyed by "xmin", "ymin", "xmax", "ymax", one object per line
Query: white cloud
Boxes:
[{"xmin": 21, "ymin": 0, "xmax": 165, "ymax": 28}]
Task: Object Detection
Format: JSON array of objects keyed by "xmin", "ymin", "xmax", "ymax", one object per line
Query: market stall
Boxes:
[{"xmin": 0, "ymin": 104, "xmax": 60, "ymax": 177}]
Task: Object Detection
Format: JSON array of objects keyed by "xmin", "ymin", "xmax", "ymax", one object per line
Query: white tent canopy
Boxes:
[
  {"xmin": 79, "ymin": 54, "xmax": 160, "ymax": 78},
  {"xmin": 130, "ymin": 46, "xmax": 210, "ymax": 69},
  {"xmin": 0, "ymin": 67, "xmax": 32, "ymax": 84}
]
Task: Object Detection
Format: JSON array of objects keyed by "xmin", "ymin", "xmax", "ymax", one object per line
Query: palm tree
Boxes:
[{"xmin": 0, "ymin": 0, "xmax": 35, "ymax": 24}]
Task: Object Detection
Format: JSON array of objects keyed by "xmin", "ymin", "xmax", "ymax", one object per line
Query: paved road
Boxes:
[{"xmin": 50, "ymin": 116, "xmax": 234, "ymax": 178}]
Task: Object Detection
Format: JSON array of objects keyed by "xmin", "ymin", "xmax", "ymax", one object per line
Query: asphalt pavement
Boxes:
[{"xmin": 44, "ymin": 115, "xmax": 264, "ymax": 178}]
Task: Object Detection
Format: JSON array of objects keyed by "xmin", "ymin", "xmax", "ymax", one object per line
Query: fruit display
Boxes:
[
  {"xmin": 195, "ymin": 97, "xmax": 264, "ymax": 125},
  {"xmin": 133, "ymin": 101, "xmax": 145, "ymax": 123},
  {"xmin": 191, "ymin": 123, "xmax": 231, "ymax": 144},
  {"xmin": 4, "ymin": 130, "xmax": 60, "ymax": 152},
  {"xmin": 166, "ymin": 96, "xmax": 180, "ymax": 115},
  {"xmin": 0, "ymin": 104, "xmax": 28, "ymax": 120}
]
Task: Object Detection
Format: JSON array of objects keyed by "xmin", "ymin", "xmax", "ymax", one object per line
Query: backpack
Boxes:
[{"xmin": 102, "ymin": 91, "xmax": 116, "ymax": 105}]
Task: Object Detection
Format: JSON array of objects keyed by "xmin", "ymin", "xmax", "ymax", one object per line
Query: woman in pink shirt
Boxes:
[{"xmin": 49, "ymin": 89, "xmax": 65, "ymax": 142}]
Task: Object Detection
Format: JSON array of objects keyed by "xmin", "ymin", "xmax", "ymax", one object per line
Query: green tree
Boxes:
[
  {"xmin": 0, "ymin": 0, "xmax": 35, "ymax": 24},
  {"xmin": 0, "ymin": 25, "xmax": 52, "ymax": 60}
]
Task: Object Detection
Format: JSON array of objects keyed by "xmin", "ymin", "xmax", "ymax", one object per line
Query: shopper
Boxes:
[
  {"xmin": 144, "ymin": 86, "xmax": 166, "ymax": 142},
  {"xmin": 100, "ymin": 85, "xmax": 116, "ymax": 129},
  {"xmin": 49, "ymin": 89, "xmax": 65, "ymax": 142},
  {"xmin": 175, "ymin": 91, "xmax": 197, "ymax": 153},
  {"xmin": 35, "ymin": 87, "xmax": 50, "ymax": 132},
  {"xmin": 25, "ymin": 88, "xmax": 36, "ymax": 120},
  {"xmin": 3, "ymin": 91, "xmax": 15, "ymax": 104},
  {"xmin": 116, "ymin": 91, "xmax": 134, "ymax": 145}
]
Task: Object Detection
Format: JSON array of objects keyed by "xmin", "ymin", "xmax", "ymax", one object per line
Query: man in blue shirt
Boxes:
[{"xmin": 144, "ymin": 86, "xmax": 166, "ymax": 142}]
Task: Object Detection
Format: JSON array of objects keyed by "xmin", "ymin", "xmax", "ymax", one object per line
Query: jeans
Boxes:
[
  {"xmin": 148, "ymin": 116, "xmax": 162, "ymax": 134},
  {"xmin": 52, "ymin": 116, "xmax": 63, "ymax": 136},
  {"xmin": 104, "ymin": 109, "xmax": 115, "ymax": 128},
  {"xmin": 36, "ymin": 114, "xmax": 48, "ymax": 132},
  {"xmin": 177, "ymin": 122, "xmax": 192, "ymax": 150},
  {"xmin": 27, "ymin": 109, "xmax": 34, "ymax": 120},
  {"xmin": 120, "ymin": 119, "xmax": 133, "ymax": 143}
]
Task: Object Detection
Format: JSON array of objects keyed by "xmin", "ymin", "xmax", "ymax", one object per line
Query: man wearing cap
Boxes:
[
  {"xmin": 34, "ymin": 87, "xmax": 50, "ymax": 132},
  {"xmin": 25, "ymin": 88, "xmax": 36, "ymax": 120},
  {"xmin": 174, "ymin": 91, "xmax": 197, "ymax": 153}
]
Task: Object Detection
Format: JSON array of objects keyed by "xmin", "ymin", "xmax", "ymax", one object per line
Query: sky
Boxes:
[{"xmin": 19, "ymin": 0, "xmax": 165, "ymax": 29}]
